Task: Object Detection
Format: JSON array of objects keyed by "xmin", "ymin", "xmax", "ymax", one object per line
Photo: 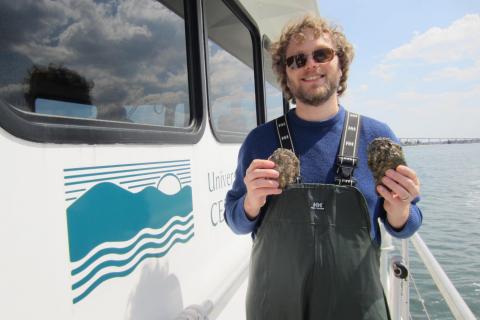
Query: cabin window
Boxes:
[
  {"xmin": 262, "ymin": 35, "xmax": 284, "ymax": 121},
  {"xmin": 265, "ymin": 81, "xmax": 284, "ymax": 121},
  {"xmin": 0, "ymin": 0, "xmax": 191, "ymax": 128},
  {"xmin": 205, "ymin": 0, "xmax": 257, "ymax": 139}
]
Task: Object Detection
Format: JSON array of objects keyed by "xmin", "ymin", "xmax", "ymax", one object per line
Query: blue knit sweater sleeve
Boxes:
[
  {"xmin": 382, "ymin": 197, "xmax": 422, "ymax": 238},
  {"xmin": 224, "ymin": 124, "xmax": 277, "ymax": 234},
  {"xmin": 224, "ymin": 142, "xmax": 257, "ymax": 235}
]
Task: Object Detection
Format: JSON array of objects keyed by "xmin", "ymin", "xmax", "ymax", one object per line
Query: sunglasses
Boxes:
[{"xmin": 285, "ymin": 47, "xmax": 336, "ymax": 69}]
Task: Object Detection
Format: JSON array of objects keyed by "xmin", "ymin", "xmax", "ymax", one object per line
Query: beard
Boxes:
[{"xmin": 288, "ymin": 73, "xmax": 339, "ymax": 106}]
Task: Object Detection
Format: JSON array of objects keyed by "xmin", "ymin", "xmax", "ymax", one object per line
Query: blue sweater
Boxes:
[{"xmin": 224, "ymin": 106, "xmax": 422, "ymax": 244}]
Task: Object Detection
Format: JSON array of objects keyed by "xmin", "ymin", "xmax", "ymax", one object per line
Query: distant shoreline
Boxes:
[{"xmin": 400, "ymin": 138, "xmax": 480, "ymax": 146}]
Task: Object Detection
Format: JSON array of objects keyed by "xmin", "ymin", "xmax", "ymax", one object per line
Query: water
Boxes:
[{"xmin": 399, "ymin": 143, "xmax": 480, "ymax": 319}]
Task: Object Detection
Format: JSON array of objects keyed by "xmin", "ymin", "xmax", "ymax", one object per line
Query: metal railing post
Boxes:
[
  {"xmin": 401, "ymin": 239, "xmax": 410, "ymax": 320},
  {"xmin": 411, "ymin": 233, "xmax": 477, "ymax": 320}
]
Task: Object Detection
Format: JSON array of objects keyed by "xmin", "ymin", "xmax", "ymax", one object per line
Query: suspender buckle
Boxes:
[
  {"xmin": 336, "ymin": 156, "xmax": 358, "ymax": 167},
  {"xmin": 336, "ymin": 156, "xmax": 358, "ymax": 186},
  {"xmin": 337, "ymin": 164, "xmax": 354, "ymax": 178},
  {"xmin": 335, "ymin": 177, "xmax": 357, "ymax": 186}
]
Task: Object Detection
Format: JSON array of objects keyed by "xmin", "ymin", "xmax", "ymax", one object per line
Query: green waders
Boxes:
[{"xmin": 246, "ymin": 112, "xmax": 390, "ymax": 320}]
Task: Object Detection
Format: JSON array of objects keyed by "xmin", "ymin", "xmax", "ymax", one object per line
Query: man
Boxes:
[{"xmin": 224, "ymin": 15, "xmax": 422, "ymax": 319}]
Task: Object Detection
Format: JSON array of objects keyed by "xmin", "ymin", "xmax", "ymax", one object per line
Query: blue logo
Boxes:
[{"xmin": 63, "ymin": 160, "xmax": 194, "ymax": 304}]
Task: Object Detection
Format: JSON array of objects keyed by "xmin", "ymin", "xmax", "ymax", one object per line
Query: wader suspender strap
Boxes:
[
  {"xmin": 335, "ymin": 111, "xmax": 361, "ymax": 186},
  {"xmin": 275, "ymin": 115, "xmax": 296, "ymax": 154}
]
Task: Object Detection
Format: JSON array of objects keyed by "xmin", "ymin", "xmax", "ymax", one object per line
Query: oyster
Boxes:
[
  {"xmin": 367, "ymin": 137, "xmax": 407, "ymax": 187},
  {"xmin": 268, "ymin": 148, "xmax": 300, "ymax": 189}
]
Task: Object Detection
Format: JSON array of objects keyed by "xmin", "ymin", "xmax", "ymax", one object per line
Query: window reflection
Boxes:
[
  {"xmin": 208, "ymin": 41, "xmax": 256, "ymax": 134},
  {"xmin": 0, "ymin": 0, "xmax": 190, "ymax": 127},
  {"xmin": 265, "ymin": 81, "xmax": 283, "ymax": 121},
  {"xmin": 206, "ymin": 0, "xmax": 257, "ymax": 136},
  {"xmin": 263, "ymin": 35, "xmax": 284, "ymax": 121}
]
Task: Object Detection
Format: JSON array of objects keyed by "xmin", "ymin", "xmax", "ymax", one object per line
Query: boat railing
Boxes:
[{"xmin": 385, "ymin": 232, "xmax": 477, "ymax": 320}]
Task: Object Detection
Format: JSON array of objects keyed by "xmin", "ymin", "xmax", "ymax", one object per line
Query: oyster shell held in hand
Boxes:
[
  {"xmin": 367, "ymin": 137, "xmax": 407, "ymax": 187},
  {"xmin": 268, "ymin": 148, "xmax": 300, "ymax": 189}
]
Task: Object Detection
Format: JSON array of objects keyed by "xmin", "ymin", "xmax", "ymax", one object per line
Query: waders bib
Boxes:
[{"xmin": 246, "ymin": 112, "xmax": 390, "ymax": 320}]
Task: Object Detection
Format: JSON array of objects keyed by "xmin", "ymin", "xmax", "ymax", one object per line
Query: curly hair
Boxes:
[{"xmin": 270, "ymin": 14, "xmax": 354, "ymax": 101}]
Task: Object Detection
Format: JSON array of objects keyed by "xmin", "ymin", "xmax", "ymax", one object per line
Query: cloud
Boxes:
[
  {"xmin": 0, "ymin": 83, "xmax": 26, "ymax": 106},
  {"xmin": 359, "ymin": 84, "xmax": 369, "ymax": 92},
  {"xmin": 386, "ymin": 14, "xmax": 480, "ymax": 63},
  {"xmin": 423, "ymin": 59, "xmax": 480, "ymax": 82},
  {"xmin": 0, "ymin": 0, "xmax": 71, "ymax": 49},
  {"xmin": 370, "ymin": 61, "xmax": 396, "ymax": 81},
  {"xmin": 372, "ymin": 14, "xmax": 480, "ymax": 80},
  {"xmin": 138, "ymin": 91, "xmax": 189, "ymax": 107}
]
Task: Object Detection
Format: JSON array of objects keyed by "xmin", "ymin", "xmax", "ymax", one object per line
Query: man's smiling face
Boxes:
[{"xmin": 285, "ymin": 28, "xmax": 342, "ymax": 106}]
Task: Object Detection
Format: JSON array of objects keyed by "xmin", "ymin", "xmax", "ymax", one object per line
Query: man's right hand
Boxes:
[{"xmin": 243, "ymin": 159, "xmax": 282, "ymax": 220}]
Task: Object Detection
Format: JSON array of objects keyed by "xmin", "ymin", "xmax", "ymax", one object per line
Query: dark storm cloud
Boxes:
[{"xmin": 0, "ymin": 0, "xmax": 69, "ymax": 49}]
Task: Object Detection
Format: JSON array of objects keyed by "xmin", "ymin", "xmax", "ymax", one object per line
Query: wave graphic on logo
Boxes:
[
  {"xmin": 66, "ymin": 181, "xmax": 193, "ymax": 304},
  {"xmin": 64, "ymin": 160, "xmax": 191, "ymax": 201}
]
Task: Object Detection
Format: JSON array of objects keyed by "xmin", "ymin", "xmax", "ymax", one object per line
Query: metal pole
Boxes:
[
  {"xmin": 401, "ymin": 239, "xmax": 410, "ymax": 320},
  {"xmin": 411, "ymin": 233, "xmax": 476, "ymax": 319}
]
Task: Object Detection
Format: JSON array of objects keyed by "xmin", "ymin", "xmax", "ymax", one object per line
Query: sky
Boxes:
[{"xmin": 317, "ymin": 0, "xmax": 480, "ymax": 138}]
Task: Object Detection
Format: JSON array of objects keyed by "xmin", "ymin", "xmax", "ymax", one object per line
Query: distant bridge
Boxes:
[{"xmin": 400, "ymin": 138, "xmax": 480, "ymax": 146}]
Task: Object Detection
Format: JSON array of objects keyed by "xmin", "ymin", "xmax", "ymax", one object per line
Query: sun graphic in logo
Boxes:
[{"xmin": 156, "ymin": 173, "xmax": 182, "ymax": 195}]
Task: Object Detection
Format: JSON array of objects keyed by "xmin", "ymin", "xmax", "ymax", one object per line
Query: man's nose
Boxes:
[{"xmin": 304, "ymin": 54, "xmax": 319, "ymax": 69}]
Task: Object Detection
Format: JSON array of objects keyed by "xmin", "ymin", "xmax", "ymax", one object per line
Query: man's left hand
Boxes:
[{"xmin": 376, "ymin": 165, "xmax": 421, "ymax": 229}]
